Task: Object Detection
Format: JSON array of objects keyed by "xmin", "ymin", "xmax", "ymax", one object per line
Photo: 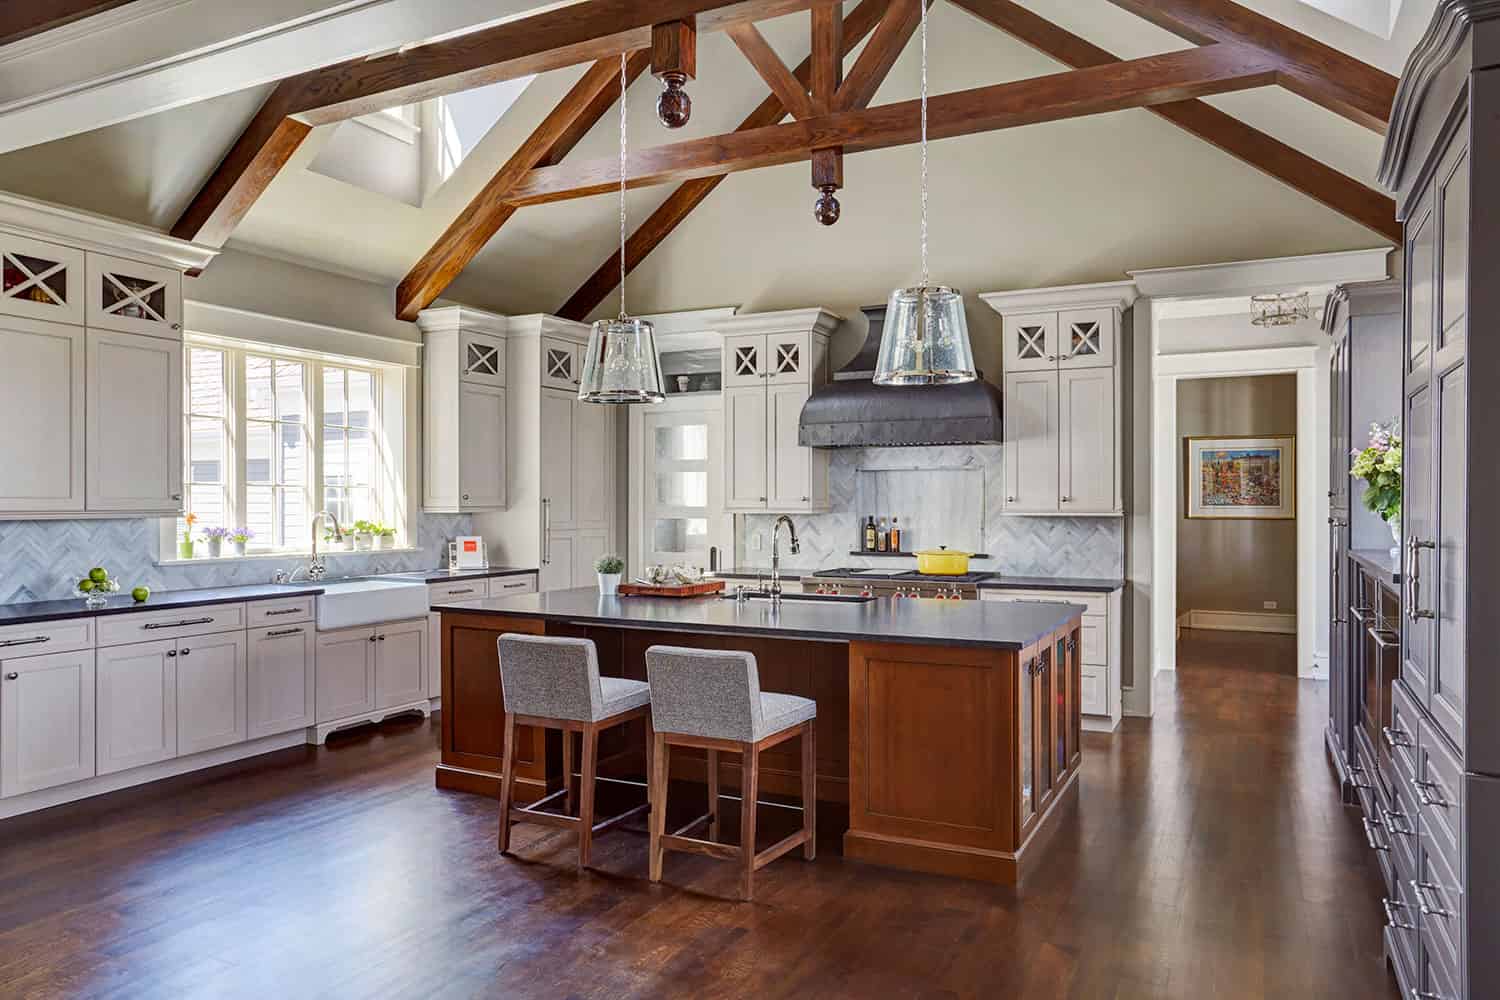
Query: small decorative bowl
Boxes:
[{"xmin": 74, "ymin": 577, "xmax": 121, "ymax": 608}]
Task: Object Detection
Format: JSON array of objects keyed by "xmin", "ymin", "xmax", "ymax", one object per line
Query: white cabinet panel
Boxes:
[
  {"xmin": 1059, "ymin": 368, "xmax": 1116, "ymax": 513},
  {"xmin": 540, "ymin": 338, "xmax": 580, "ymax": 391},
  {"xmin": 248, "ymin": 624, "xmax": 315, "ymax": 738},
  {"xmin": 1, "ymin": 649, "xmax": 95, "ymax": 797},
  {"xmin": 1004, "ymin": 371, "xmax": 1059, "ymax": 513},
  {"xmin": 723, "ymin": 332, "xmax": 767, "ymax": 387},
  {"xmin": 1058, "ymin": 307, "xmax": 1116, "ymax": 370},
  {"xmin": 426, "ymin": 612, "xmax": 442, "ymax": 700},
  {"xmin": 428, "ymin": 579, "xmax": 489, "ymax": 604},
  {"xmin": 1080, "ymin": 668, "xmax": 1107, "ymax": 716},
  {"xmin": 541, "ymin": 533, "xmax": 576, "ymax": 593},
  {"xmin": 1080, "ymin": 616, "xmax": 1107, "ymax": 666},
  {"xmin": 0, "ymin": 617, "xmax": 93, "ymax": 657},
  {"xmin": 725, "ymin": 386, "xmax": 768, "ymax": 510},
  {"xmin": 459, "ymin": 331, "xmax": 505, "ymax": 387},
  {"xmin": 1002, "ymin": 313, "xmax": 1057, "ymax": 373},
  {"xmin": 86, "ymin": 329, "xmax": 182, "ymax": 513},
  {"xmin": 176, "ymin": 632, "xmax": 247, "ymax": 756},
  {"xmin": 572, "ymin": 396, "xmax": 611, "ymax": 529},
  {"xmin": 375, "ymin": 619, "xmax": 428, "ymax": 709},
  {"xmin": 85, "ymin": 252, "xmax": 182, "ymax": 339},
  {"xmin": 0, "ymin": 317, "xmax": 84, "ymax": 513},
  {"xmin": 458, "ymin": 383, "xmax": 506, "ymax": 509},
  {"xmin": 245, "ymin": 597, "xmax": 314, "ymax": 628},
  {"xmin": 0, "ymin": 234, "xmax": 84, "ymax": 325},
  {"xmin": 766, "ymin": 331, "xmax": 811, "ymax": 385},
  {"xmin": 540, "ymin": 388, "xmax": 576, "ymax": 526},
  {"xmin": 489, "ymin": 574, "xmax": 538, "ymax": 598},
  {"xmin": 97, "ymin": 640, "xmax": 177, "ymax": 775},
  {"xmin": 316, "ymin": 628, "xmax": 375, "ymax": 723},
  {"xmin": 768, "ymin": 383, "xmax": 812, "ymax": 510},
  {"xmin": 573, "ymin": 530, "xmax": 609, "ymax": 590},
  {"xmin": 96, "ymin": 602, "xmax": 243, "ymax": 647}
]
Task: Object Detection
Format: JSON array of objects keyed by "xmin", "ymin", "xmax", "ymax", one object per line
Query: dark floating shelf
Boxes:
[{"xmin": 848, "ymin": 550, "xmax": 991, "ymax": 559}]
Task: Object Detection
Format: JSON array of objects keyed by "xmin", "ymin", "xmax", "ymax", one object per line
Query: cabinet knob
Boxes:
[
  {"xmin": 171, "ymin": 322, "xmax": 182, "ymax": 330},
  {"xmin": 1061, "ymin": 496, "xmax": 1071, "ymax": 503},
  {"xmin": 166, "ymin": 650, "xmax": 177, "ymax": 657},
  {"xmin": 369, "ymin": 635, "xmax": 378, "ymax": 643},
  {"xmin": 1006, "ymin": 496, "xmax": 1016, "ymax": 503},
  {"xmin": 759, "ymin": 496, "xmax": 767, "ymax": 503},
  {"xmin": 801, "ymin": 496, "xmax": 809, "ymax": 502},
  {"xmin": 171, "ymin": 494, "xmax": 182, "ymax": 501},
  {"xmin": 462, "ymin": 494, "xmax": 470, "ymax": 501},
  {"xmin": 181, "ymin": 648, "xmax": 190, "ymax": 656},
  {"xmin": 4, "ymin": 672, "xmax": 17, "ymax": 680}
]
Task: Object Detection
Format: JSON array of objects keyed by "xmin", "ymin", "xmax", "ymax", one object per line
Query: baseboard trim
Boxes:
[{"xmin": 1182, "ymin": 609, "xmax": 1297, "ymax": 635}]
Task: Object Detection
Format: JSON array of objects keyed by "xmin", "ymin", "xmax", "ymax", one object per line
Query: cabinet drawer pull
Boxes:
[
  {"xmin": 4, "ymin": 672, "xmax": 17, "ymax": 680},
  {"xmin": 1381, "ymin": 898, "xmax": 1414, "ymax": 930},
  {"xmin": 1382, "ymin": 808, "xmax": 1415, "ymax": 838},
  {"xmin": 497, "ymin": 581, "xmax": 529, "ymax": 590},
  {"xmin": 0, "ymin": 635, "xmax": 50, "ymax": 648},
  {"xmin": 264, "ymin": 608, "xmax": 302, "ymax": 617},
  {"xmin": 144, "ymin": 617, "xmax": 215, "ymax": 630},
  {"xmin": 266, "ymin": 628, "xmax": 304, "ymax": 638},
  {"xmin": 1381, "ymin": 726, "xmax": 1412, "ymax": 749},
  {"xmin": 166, "ymin": 650, "xmax": 177, "ymax": 658},
  {"xmin": 1361, "ymin": 817, "xmax": 1390, "ymax": 852},
  {"xmin": 1410, "ymin": 880, "xmax": 1451, "ymax": 917},
  {"xmin": 1414, "ymin": 780, "xmax": 1449, "ymax": 809},
  {"xmin": 446, "ymin": 588, "xmax": 477, "ymax": 596}
]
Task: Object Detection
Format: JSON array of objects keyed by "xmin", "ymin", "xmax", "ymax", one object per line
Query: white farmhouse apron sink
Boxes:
[{"xmin": 315, "ymin": 578, "xmax": 429, "ymax": 630}]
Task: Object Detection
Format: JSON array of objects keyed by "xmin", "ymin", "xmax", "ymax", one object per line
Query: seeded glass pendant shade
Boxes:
[
  {"xmin": 873, "ymin": 0, "xmax": 977, "ymax": 387},
  {"xmin": 874, "ymin": 285, "xmax": 976, "ymax": 386},
  {"xmin": 578, "ymin": 52, "xmax": 665, "ymax": 405}
]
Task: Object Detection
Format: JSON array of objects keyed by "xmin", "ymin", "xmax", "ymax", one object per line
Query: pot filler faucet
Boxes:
[
  {"xmin": 770, "ymin": 515, "xmax": 801, "ymax": 600},
  {"xmin": 274, "ymin": 511, "xmax": 344, "ymax": 584}
]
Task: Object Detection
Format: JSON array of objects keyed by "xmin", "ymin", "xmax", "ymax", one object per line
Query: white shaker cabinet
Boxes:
[
  {"xmin": 86, "ymin": 329, "xmax": 183, "ymax": 513},
  {"xmin": 96, "ymin": 640, "xmax": 178, "ymax": 775},
  {"xmin": 0, "ymin": 648, "xmax": 96, "ymax": 797},
  {"xmin": 541, "ymin": 388, "xmax": 577, "ymax": 527},
  {"xmin": 421, "ymin": 312, "xmax": 508, "ymax": 512},
  {"xmin": 0, "ymin": 233, "xmax": 85, "ymax": 325},
  {"xmin": 247, "ymin": 623, "xmax": 315, "ymax": 738},
  {"xmin": 0, "ymin": 317, "xmax": 85, "ymax": 513},
  {"xmin": 374, "ymin": 619, "xmax": 428, "ymax": 710},
  {"xmin": 720, "ymin": 309, "xmax": 839, "ymax": 513},
  {"xmin": 85, "ymin": 252, "xmax": 183, "ymax": 340},
  {"xmin": 457, "ymin": 383, "xmax": 507, "ymax": 509},
  {"xmin": 982, "ymin": 283, "xmax": 1134, "ymax": 516},
  {"xmin": 316, "ymin": 628, "xmax": 377, "ymax": 724},
  {"xmin": 175, "ymin": 632, "xmax": 247, "ymax": 756}
]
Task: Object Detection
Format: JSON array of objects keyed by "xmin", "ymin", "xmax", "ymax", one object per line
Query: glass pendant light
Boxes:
[
  {"xmin": 578, "ymin": 53, "xmax": 665, "ymax": 405},
  {"xmin": 873, "ymin": 2, "xmax": 977, "ymax": 387}
]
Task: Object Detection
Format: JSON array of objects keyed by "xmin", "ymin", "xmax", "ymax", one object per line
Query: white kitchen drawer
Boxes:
[
  {"xmin": 489, "ymin": 574, "xmax": 538, "ymax": 598},
  {"xmin": 428, "ymin": 580, "xmax": 490, "ymax": 605},
  {"xmin": 96, "ymin": 603, "xmax": 245, "ymax": 647},
  {"xmin": 0, "ymin": 617, "xmax": 94, "ymax": 658},
  {"xmin": 246, "ymin": 596, "xmax": 315, "ymax": 627},
  {"xmin": 1080, "ymin": 615, "xmax": 1107, "ymax": 666},
  {"xmin": 986, "ymin": 589, "xmax": 1108, "ymax": 617},
  {"xmin": 1081, "ymin": 667, "xmax": 1108, "ymax": 716}
]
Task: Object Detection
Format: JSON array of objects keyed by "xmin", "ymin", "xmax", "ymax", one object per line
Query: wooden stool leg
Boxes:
[
  {"xmin": 740, "ymin": 741, "xmax": 759, "ymax": 902},
  {"xmin": 562, "ymin": 728, "xmax": 576, "ymax": 817},
  {"xmin": 644, "ymin": 716, "xmax": 655, "ymax": 817},
  {"xmin": 707, "ymin": 748, "xmax": 720, "ymax": 841},
  {"xmin": 498, "ymin": 713, "xmax": 518, "ymax": 854},
  {"xmin": 802, "ymin": 721, "xmax": 817, "ymax": 861},
  {"xmin": 578, "ymin": 724, "xmax": 599, "ymax": 869},
  {"xmin": 649, "ymin": 734, "xmax": 669, "ymax": 883}
]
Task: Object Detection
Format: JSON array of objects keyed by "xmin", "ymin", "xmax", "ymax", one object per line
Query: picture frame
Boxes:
[{"xmin": 1184, "ymin": 435, "xmax": 1296, "ymax": 520}]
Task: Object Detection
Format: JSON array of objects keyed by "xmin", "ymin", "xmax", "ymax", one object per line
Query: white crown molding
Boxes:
[
  {"xmin": 185, "ymin": 299, "xmax": 422, "ymax": 367},
  {"xmin": 638, "ymin": 306, "xmax": 740, "ymax": 336},
  {"xmin": 415, "ymin": 304, "xmax": 508, "ymax": 338},
  {"xmin": 1128, "ymin": 249, "xmax": 1390, "ymax": 300},
  {"xmin": 978, "ymin": 279, "xmax": 1138, "ymax": 316},
  {"xmin": 504, "ymin": 313, "xmax": 592, "ymax": 342},
  {"xmin": 1154, "ymin": 345, "xmax": 1320, "ymax": 376},
  {"xmin": 715, "ymin": 307, "xmax": 843, "ymax": 338},
  {"xmin": 0, "ymin": 191, "xmax": 218, "ymax": 271}
]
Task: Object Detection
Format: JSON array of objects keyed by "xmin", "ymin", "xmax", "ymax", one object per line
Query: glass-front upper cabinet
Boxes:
[
  {"xmin": 86, "ymin": 252, "xmax": 182, "ymax": 340},
  {"xmin": 0, "ymin": 234, "xmax": 84, "ymax": 325}
]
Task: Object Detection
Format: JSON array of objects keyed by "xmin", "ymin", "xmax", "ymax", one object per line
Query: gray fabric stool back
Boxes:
[
  {"xmin": 498, "ymin": 633, "xmax": 605, "ymax": 723},
  {"xmin": 645, "ymin": 645, "xmax": 763, "ymax": 742}
]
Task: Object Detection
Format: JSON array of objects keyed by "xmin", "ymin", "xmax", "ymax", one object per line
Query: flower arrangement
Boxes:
[
  {"xmin": 229, "ymin": 527, "xmax": 255, "ymax": 555},
  {"xmin": 201, "ymin": 525, "xmax": 232, "ymax": 558},
  {"xmin": 179, "ymin": 513, "xmax": 198, "ymax": 560},
  {"xmin": 1350, "ymin": 421, "xmax": 1401, "ymax": 523}
]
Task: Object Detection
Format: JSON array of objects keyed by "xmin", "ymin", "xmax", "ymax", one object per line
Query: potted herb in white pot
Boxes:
[
  {"xmin": 202, "ymin": 526, "xmax": 230, "ymax": 559},
  {"xmin": 352, "ymin": 520, "xmax": 376, "ymax": 551},
  {"xmin": 229, "ymin": 527, "xmax": 254, "ymax": 556},
  {"xmin": 595, "ymin": 554, "xmax": 624, "ymax": 596},
  {"xmin": 377, "ymin": 525, "xmax": 397, "ymax": 550}
]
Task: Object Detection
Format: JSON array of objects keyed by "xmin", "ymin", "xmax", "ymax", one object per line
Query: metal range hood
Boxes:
[{"xmin": 798, "ymin": 305, "xmax": 1004, "ymax": 448}]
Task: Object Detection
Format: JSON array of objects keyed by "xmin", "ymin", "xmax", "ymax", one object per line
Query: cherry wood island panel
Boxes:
[{"xmin": 435, "ymin": 590, "xmax": 1083, "ymax": 883}]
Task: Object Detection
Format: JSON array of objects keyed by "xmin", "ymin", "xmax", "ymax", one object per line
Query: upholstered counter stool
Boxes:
[
  {"xmin": 643, "ymin": 645, "xmax": 816, "ymax": 901},
  {"xmin": 496, "ymin": 634, "xmax": 652, "ymax": 868}
]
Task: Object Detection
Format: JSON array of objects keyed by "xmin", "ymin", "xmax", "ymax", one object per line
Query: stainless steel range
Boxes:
[{"xmin": 806, "ymin": 568, "xmax": 992, "ymax": 601}]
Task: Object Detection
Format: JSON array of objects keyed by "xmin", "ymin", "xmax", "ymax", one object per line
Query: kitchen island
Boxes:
[{"xmin": 432, "ymin": 588, "xmax": 1085, "ymax": 883}]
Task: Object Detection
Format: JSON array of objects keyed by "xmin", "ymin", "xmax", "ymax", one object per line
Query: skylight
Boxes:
[
  {"xmin": 1295, "ymin": 0, "xmax": 1402, "ymax": 39},
  {"xmin": 435, "ymin": 76, "xmax": 536, "ymax": 183}
]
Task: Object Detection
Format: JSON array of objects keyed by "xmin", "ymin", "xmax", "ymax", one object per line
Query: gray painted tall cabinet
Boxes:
[{"xmin": 1375, "ymin": 3, "xmax": 1500, "ymax": 997}]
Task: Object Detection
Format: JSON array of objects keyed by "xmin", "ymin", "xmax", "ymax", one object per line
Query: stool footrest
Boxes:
[
  {"xmin": 659, "ymin": 833, "xmax": 743, "ymax": 861},
  {"xmin": 672, "ymin": 812, "xmax": 714, "ymax": 838},
  {"xmin": 591, "ymin": 801, "xmax": 650, "ymax": 836},
  {"xmin": 754, "ymin": 830, "xmax": 810, "ymax": 871}
]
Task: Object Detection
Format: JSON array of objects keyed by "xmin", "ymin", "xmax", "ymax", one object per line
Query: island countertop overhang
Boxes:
[{"xmin": 432, "ymin": 587, "xmax": 1083, "ymax": 651}]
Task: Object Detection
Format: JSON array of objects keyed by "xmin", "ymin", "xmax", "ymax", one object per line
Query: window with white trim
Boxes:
[{"xmin": 169, "ymin": 337, "xmax": 403, "ymax": 558}]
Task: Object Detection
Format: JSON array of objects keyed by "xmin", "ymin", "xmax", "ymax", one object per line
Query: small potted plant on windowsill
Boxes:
[
  {"xmin": 377, "ymin": 524, "xmax": 397, "ymax": 550},
  {"xmin": 595, "ymin": 553, "xmax": 624, "ymax": 596},
  {"xmin": 229, "ymin": 527, "xmax": 254, "ymax": 556},
  {"xmin": 351, "ymin": 520, "xmax": 377, "ymax": 552},
  {"xmin": 325, "ymin": 528, "xmax": 352, "ymax": 552},
  {"xmin": 179, "ymin": 513, "xmax": 198, "ymax": 560},
  {"xmin": 202, "ymin": 526, "xmax": 231, "ymax": 559}
]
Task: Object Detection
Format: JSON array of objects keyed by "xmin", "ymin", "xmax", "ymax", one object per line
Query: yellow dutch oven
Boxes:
[{"xmin": 914, "ymin": 547, "xmax": 972, "ymax": 575}]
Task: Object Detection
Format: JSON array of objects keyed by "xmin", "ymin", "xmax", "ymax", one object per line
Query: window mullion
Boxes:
[
  {"xmin": 311, "ymin": 361, "xmax": 325, "ymax": 528},
  {"xmin": 231, "ymin": 350, "xmax": 246, "ymax": 539}
]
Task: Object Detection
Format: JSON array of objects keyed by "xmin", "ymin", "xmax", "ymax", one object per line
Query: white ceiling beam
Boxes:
[{"xmin": 0, "ymin": 0, "xmax": 554, "ymax": 155}]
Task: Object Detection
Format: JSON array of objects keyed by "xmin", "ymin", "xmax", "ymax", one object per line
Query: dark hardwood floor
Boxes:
[
  {"xmin": 0, "ymin": 660, "xmax": 1396, "ymax": 999},
  {"xmin": 1178, "ymin": 627, "xmax": 1300, "ymax": 675}
]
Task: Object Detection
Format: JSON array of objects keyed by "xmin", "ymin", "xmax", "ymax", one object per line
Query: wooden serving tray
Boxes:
[{"xmin": 617, "ymin": 579, "xmax": 726, "ymax": 598}]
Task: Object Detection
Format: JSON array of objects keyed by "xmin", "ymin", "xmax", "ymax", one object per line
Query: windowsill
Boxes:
[{"xmin": 156, "ymin": 547, "xmax": 423, "ymax": 568}]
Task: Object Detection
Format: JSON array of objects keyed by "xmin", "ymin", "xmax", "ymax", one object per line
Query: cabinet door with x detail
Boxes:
[
  {"xmin": 1002, "ymin": 313, "xmax": 1058, "ymax": 373},
  {"xmin": 0, "ymin": 234, "xmax": 84, "ymax": 326},
  {"xmin": 1056, "ymin": 308, "xmax": 1115, "ymax": 370},
  {"xmin": 86, "ymin": 253, "xmax": 182, "ymax": 340}
]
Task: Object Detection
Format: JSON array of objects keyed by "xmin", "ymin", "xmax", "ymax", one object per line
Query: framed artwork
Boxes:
[{"xmin": 1184, "ymin": 435, "xmax": 1295, "ymax": 520}]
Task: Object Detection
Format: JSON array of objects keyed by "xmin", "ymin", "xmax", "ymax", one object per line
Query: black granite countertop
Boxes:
[
  {"xmin": 0, "ymin": 583, "xmax": 326, "ymax": 628},
  {"xmin": 978, "ymin": 576, "xmax": 1124, "ymax": 594},
  {"xmin": 1349, "ymin": 549, "xmax": 1401, "ymax": 588},
  {"xmin": 434, "ymin": 587, "xmax": 1084, "ymax": 651},
  {"xmin": 379, "ymin": 566, "xmax": 539, "ymax": 584}
]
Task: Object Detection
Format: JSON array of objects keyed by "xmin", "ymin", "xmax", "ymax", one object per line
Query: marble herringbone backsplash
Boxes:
[
  {"xmin": 737, "ymin": 445, "xmax": 1124, "ymax": 579},
  {"xmin": 0, "ymin": 514, "xmax": 472, "ymax": 604}
]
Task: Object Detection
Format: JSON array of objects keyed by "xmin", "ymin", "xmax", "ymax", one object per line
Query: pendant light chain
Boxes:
[
  {"xmin": 919, "ymin": 0, "xmax": 929, "ymax": 289},
  {"xmin": 619, "ymin": 51, "xmax": 629, "ymax": 321}
]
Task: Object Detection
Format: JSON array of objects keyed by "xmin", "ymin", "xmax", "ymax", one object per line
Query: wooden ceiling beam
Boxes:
[
  {"xmin": 834, "ymin": 0, "xmax": 922, "ymax": 112},
  {"xmin": 509, "ymin": 43, "xmax": 1280, "ymax": 206},
  {"xmin": 395, "ymin": 51, "xmax": 652, "ymax": 321},
  {"xmin": 727, "ymin": 23, "xmax": 816, "ymax": 120},
  {"xmin": 558, "ymin": 0, "xmax": 890, "ymax": 321},
  {"xmin": 1104, "ymin": 0, "xmax": 1397, "ymax": 133},
  {"xmin": 810, "ymin": 2, "xmax": 844, "ymax": 113},
  {"xmin": 0, "ymin": 1, "xmax": 139, "ymax": 45},
  {"xmin": 952, "ymin": 0, "xmax": 1397, "ymax": 241}
]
